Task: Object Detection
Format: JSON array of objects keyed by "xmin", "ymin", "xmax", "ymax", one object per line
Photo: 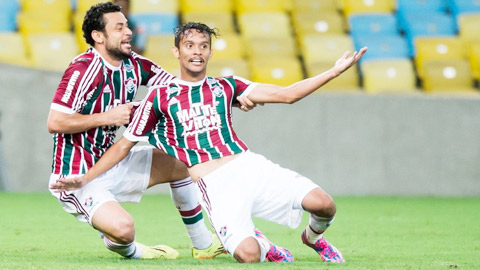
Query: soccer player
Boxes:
[
  {"xmin": 47, "ymin": 4, "xmax": 240, "ymax": 260},
  {"xmin": 51, "ymin": 22, "xmax": 367, "ymax": 263}
]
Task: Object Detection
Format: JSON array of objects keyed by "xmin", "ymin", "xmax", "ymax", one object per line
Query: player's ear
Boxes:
[
  {"xmin": 172, "ymin": 46, "xmax": 179, "ymax": 59},
  {"xmin": 92, "ymin": 30, "xmax": 104, "ymax": 44}
]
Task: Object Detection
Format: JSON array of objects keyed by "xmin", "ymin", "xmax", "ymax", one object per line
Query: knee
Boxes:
[
  {"xmin": 303, "ymin": 188, "xmax": 337, "ymax": 217},
  {"xmin": 110, "ymin": 216, "xmax": 135, "ymax": 244},
  {"xmin": 233, "ymin": 238, "xmax": 261, "ymax": 263}
]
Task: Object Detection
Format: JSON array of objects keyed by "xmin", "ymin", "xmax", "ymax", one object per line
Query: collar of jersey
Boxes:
[{"xmin": 172, "ymin": 77, "xmax": 207, "ymax": 87}]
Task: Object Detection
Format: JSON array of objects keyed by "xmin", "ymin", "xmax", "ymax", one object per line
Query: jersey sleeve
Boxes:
[
  {"xmin": 133, "ymin": 53, "xmax": 175, "ymax": 88},
  {"xmin": 124, "ymin": 87, "xmax": 160, "ymax": 143},
  {"xmin": 50, "ymin": 58, "xmax": 99, "ymax": 114},
  {"xmin": 229, "ymin": 76, "xmax": 258, "ymax": 102}
]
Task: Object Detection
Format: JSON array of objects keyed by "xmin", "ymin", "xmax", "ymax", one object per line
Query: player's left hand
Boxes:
[
  {"xmin": 236, "ymin": 95, "xmax": 263, "ymax": 112},
  {"xmin": 333, "ymin": 47, "xmax": 368, "ymax": 75},
  {"xmin": 49, "ymin": 176, "xmax": 87, "ymax": 192}
]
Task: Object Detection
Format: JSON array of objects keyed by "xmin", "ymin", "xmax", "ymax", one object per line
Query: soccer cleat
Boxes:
[
  {"xmin": 192, "ymin": 233, "xmax": 227, "ymax": 259},
  {"xmin": 254, "ymin": 229, "xmax": 294, "ymax": 263},
  {"xmin": 137, "ymin": 242, "xmax": 179, "ymax": 259},
  {"xmin": 301, "ymin": 230, "xmax": 345, "ymax": 263}
]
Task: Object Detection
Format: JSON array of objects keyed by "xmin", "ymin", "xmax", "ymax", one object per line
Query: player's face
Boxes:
[
  {"xmin": 173, "ymin": 29, "xmax": 212, "ymax": 81},
  {"xmin": 102, "ymin": 12, "xmax": 132, "ymax": 60}
]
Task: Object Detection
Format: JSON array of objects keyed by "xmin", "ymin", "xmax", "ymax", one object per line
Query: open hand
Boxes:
[
  {"xmin": 333, "ymin": 47, "xmax": 368, "ymax": 76},
  {"xmin": 49, "ymin": 176, "xmax": 87, "ymax": 192}
]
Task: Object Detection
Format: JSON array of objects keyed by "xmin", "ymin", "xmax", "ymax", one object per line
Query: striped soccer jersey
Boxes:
[
  {"xmin": 124, "ymin": 76, "xmax": 258, "ymax": 167},
  {"xmin": 50, "ymin": 48, "xmax": 174, "ymax": 175}
]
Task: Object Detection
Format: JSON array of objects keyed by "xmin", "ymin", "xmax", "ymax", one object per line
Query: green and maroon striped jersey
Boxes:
[
  {"xmin": 124, "ymin": 76, "xmax": 258, "ymax": 167},
  {"xmin": 50, "ymin": 48, "xmax": 174, "ymax": 175}
]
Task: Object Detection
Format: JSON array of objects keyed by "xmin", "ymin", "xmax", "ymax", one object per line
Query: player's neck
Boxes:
[{"xmin": 180, "ymin": 69, "xmax": 207, "ymax": 83}]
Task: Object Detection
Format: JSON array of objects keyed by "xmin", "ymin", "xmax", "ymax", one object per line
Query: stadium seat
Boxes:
[
  {"xmin": 0, "ymin": 32, "xmax": 30, "ymax": 67},
  {"xmin": 348, "ymin": 13, "xmax": 399, "ymax": 40},
  {"xmin": 235, "ymin": 0, "xmax": 288, "ymax": 14},
  {"xmin": 26, "ymin": 33, "xmax": 79, "ymax": 72},
  {"xmin": 244, "ymin": 36, "xmax": 297, "ymax": 59},
  {"xmin": 21, "ymin": 0, "xmax": 72, "ymax": 14},
  {"xmin": 292, "ymin": 11, "xmax": 345, "ymax": 40},
  {"xmin": 143, "ymin": 34, "xmax": 177, "ymax": 64},
  {"xmin": 448, "ymin": 0, "xmax": 480, "ymax": 19},
  {"xmin": 342, "ymin": 0, "xmax": 395, "ymax": 16},
  {"xmin": 129, "ymin": 13, "xmax": 179, "ymax": 51},
  {"xmin": 180, "ymin": 0, "xmax": 232, "ymax": 13},
  {"xmin": 130, "ymin": 0, "xmax": 178, "ymax": 14},
  {"xmin": 182, "ymin": 12, "xmax": 236, "ymax": 35},
  {"xmin": 305, "ymin": 62, "xmax": 360, "ymax": 90},
  {"xmin": 291, "ymin": 0, "xmax": 338, "ymax": 13},
  {"xmin": 458, "ymin": 13, "xmax": 480, "ymax": 43},
  {"xmin": 211, "ymin": 34, "xmax": 246, "ymax": 60},
  {"xmin": 421, "ymin": 60, "xmax": 474, "ymax": 93},
  {"xmin": 396, "ymin": 0, "xmax": 448, "ymax": 24},
  {"xmin": 0, "ymin": 0, "xmax": 20, "ymax": 32},
  {"xmin": 301, "ymin": 34, "xmax": 355, "ymax": 65},
  {"xmin": 414, "ymin": 37, "xmax": 466, "ymax": 78},
  {"xmin": 73, "ymin": 11, "xmax": 89, "ymax": 53},
  {"xmin": 76, "ymin": 0, "xmax": 107, "ymax": 14},
  {"xmin": 469, "ymin": 41, "xmax": 480, "ymax": 79},
  {"xmin": 17, "ymin": 10, "xmax": 71, "ymax": 35},
  {"xmin": 353, "ymin": 35, "xmax": 409, "ymax": 63},
  {"xmin": 361, "ymin": 59, "xmax": 417, "ymax": 93},
  {"xmin": 250, "ymin": 57, "xmax": 303, "ymax": 86},
  {"xmin": 238, "ymin": 12, "xmax": 292, "ymax": 39},
  {"xmin": 208, "ymin": 59, "xmax": 251, "ymax": 79},
  {"xmin": 401, "ymin": 12, "xmax": 456, "ymax": 56}
]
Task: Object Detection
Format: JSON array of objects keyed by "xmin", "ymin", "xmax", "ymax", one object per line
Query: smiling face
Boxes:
[
  {"xmin": 94, "ymin": 11, "xmax": 132, "ymax": 65},
  {"xmin": 172, "ymin": 29, "xmax": 213, "ymax": 82}
]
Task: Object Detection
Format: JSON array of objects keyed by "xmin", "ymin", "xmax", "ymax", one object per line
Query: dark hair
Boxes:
[
  {"xmin": 82, "ymin": 2, "xmax": 122, "ymax": 46},
  {"xmin": 174, "ymin": 22, "xmax": 219, "ymax": 48}
]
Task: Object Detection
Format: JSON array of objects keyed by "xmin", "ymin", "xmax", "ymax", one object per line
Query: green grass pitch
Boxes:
[{"xmin": 0, "ymin": 192, "xmax": 479, "ymax": 269}]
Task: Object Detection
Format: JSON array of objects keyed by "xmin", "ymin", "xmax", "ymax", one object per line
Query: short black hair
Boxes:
[
  {"xmin": 82, "ymin": 2, "xmax": 122, "ymax": 46},
  {"xmin": 174, "ymin": 22, "xmax": 219, "ymax": 48}
]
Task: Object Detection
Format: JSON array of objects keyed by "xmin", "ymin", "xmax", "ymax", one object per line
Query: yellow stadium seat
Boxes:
[
  {"xmin": 244, "ymin": 36, "xmax": 297, "ymax": 59},
  {"xmin": 211, "ymin": 34, "xmax": 245, "ymax": 60},
  {"xmin": 208, "ymin": 59, "xmax": 250, "ymax": 79},
  {"xmin": 26, "ymin": 33, "xmax": 79, "ymax": 72},
  {"xmin": 182, "ymin": 12, "xmax": 236, "ymax": 35},
  {"xmin": 235, "ymin": 0, "xmax": 289, "ymax": 14},
  {"xmin": 143, "ymin": 34, "xmax": 177, "ymax": 63},
  {"xmin": 238, "ymin": 12, "xmax": 292, "ymax": 39},
  {"xmin": 76, "ymin": 0, "xmax": 110, "ymax": 14},
  {"xmin": 342, "ymin": 0, "xmax": 395, "ymax": 16},
  {"xmin": 180, "ymin": 0, "xmax": 232, "ymax": 13},
  {"xmin": 157, "ymin": 57, "xmax": 181, "ymax": 77},
  {"xmin": 292, "ymin": 11, "xmax": 345, "ymax": 40},
  {"xmin": 18, "ymin": 11, "xmax": 71, "ymax": 35},
  {"xmin": 21, "ymin": 0, "xmax": 71, "ymax": 14},
  {"xmin": 422, "ymin": 60, "xmax": 475, "ymax": 93},
  {"xmin": 361, "ymin": 59, "xmax": 417, "ymax": 93},
  {"xmin": 250, "ymin": 57, "xmax": 303, "ymax": 86},
  {"xmin": 130, "ymin": 0, "xmax": 178, "ymax": 14},
  {"xmin": 291, "ymin": 0, "xmax": 338, "ymax": 13},
  {"xmin": 414, "ymin": 37, "xmax": 466, "ymax": 78},
  {"xmin": 0, "ymin": 33, "xmax": 30, "ymax": 67},
  {"xmin": 73, "ymin": 12, "xmax": 90, "ymax": 53},
  {"xmin": 305, "ymin": 62, "xmax": 359, "ymax": 90},
  {"xmin": 458, "ymin": 13, "xmax": 480, "ymax": 43},
  {"xmin": 301, "ymin": 34, "xmax": 354, "ymax": 65},
  {"xmin": 469, "ymin": 41, "xmax": 480, "ymax": 80}
]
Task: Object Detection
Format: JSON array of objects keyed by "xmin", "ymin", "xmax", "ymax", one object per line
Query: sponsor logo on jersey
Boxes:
[
  {"xmin": 136, "ymin": 101, "xmax": 153, "ymax": 135},
  {"xmin": 151, "ymin": 65, "xmax": 162, "ymax": 74},
  {"xmin": 61, "ymin": 70, "xmax": 81, "ymax": 103},
  {"xmin": 125, "ymin": 78, "xmax": 137, "ymax": 93},
  {"xmin": 177, "ymin": 102, "xmax": 221, "ymax": 136}
]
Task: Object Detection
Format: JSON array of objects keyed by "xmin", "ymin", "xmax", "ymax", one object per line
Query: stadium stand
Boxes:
[
  {"xmin": 448, "ymin": 0, "xmax": 480, "ymax": 21},
  {"xmin": 26, "ymin": 33, "xmax": 79, "ymax": 72},
  {"xmin": 291, "ymin": 0, "xmax": 338, "ymax": 13},
  {"xmin": 291, "ymin": 10, "xmax": 345, "ymax": 39},
  {"xmin": 245, "ymin": 36, "xmax": 297, "ymax": 60},
  {"xmin": 237, "ymin": 12, "xmax": 292, "ymax": 39},
  {"xmin": 361, "ymin": 59, "xmax": 417, "ymax": 93},
  {"xmin": 342, "ymin": 0, "xmax": 395, "ymax": 17},
  {"xmin": 234, "ymin": 0, "xmax": 289, "ymax": 14},
  {"xmin": 143, "ymin": 34, "xmax": 177, "ymax": 63},
  {"xmin": 421, "ymin": 60, "xmax": 474, "ymax": 93},
  {"xmin": 0, "ymin": 0, "xmax": 20, "ymax": 32},
  {"xmin": 0, "ymin": 32, "xmax": 30, "ymax": 67},
  {"xmin": 469, "ymin": 41, "xmax": 480, "ymax": 80},
  {"xmin": 250, "ymin": 57, "xmax": 303, "ymax": 85},
  {"xmin": 208, "ymin": 58, "xmax": 250, "ymax": 78},
  {"xmin": 129, "ymin": 13, "xmax": 179, "ymax": 51},
  {"xmin": 458, "ymin": 13, "xmax": 480, "ymax": 44},
  {"xmin": 180, "ymin": 0, "xmax": 232, "ymax": 13},
  {"xmin": 182, "ymin": 11, "xmax": 236, "ymax": 34},
  {"xmin": 210, "ymin": 34, "xmax": 246, "ymax": 60},
  {"xmin": 129, "ymin": 0, "xmax": 178, "ymax": 14}
]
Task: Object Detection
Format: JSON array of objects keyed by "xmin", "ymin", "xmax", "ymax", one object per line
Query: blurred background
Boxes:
[{"xmin": 1, "ymin": 0, "xmax": 480, "ymax": 195}]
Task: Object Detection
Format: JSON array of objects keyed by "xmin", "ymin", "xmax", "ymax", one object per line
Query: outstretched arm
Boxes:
[
  {"xmin": 245, "ymin": 47, "xmax": 367, "ymax": 104},
  {"xmin": 49, "ymin": 137, "xmax": 137, "ymax": 191}
]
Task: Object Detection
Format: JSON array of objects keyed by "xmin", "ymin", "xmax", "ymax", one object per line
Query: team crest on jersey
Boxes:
[
  {"xmin": 219, "ymin": 226, "xmax": 228, "ymax": 237},
  {"xmin": 125, "ymin": 78, "xmax": 137, "ymax": 93},
  {"xmin": 84, "ymin": 196, "xmax": 94, "ymax": 207},
  {"xmin": 207, "ymin": 77, "xmax": 224, "ymax": 97},
  {"xmin": 124, "ymin": 63, "xmax": 134, "ymax": 72},
  {"xmin": 167, "ymin": 83, "xmax": 181, "ymax": 100}
]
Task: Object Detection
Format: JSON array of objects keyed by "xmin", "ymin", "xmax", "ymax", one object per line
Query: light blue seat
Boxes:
[
  {"xmin": 396, "ymin": 0, "xmax": 448, "ymax": 31},
  {"xmin": 353, "ymin": 35, "xmax": 410, "ymax": 63},
  {"xmin": 448, "ymin": 0, "xmax": 480, "ymax": 19},
  {"xmin": 129, "ymin": 13, "xmax": 179, "ymax": 50},
  {"xmin": 401, "ymin": 12, "xmax": 456, "ymax": 56},
  {"xmin": 348, "ymin": 13, "xmax": 399, "ymax": 41},
  {"xmin": 0, "ymin": 0, "xmax": 20, "ymax": 32}
]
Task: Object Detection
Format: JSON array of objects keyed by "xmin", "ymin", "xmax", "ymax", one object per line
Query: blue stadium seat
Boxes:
[
  {"xmin": 0, "ymin": 0, "xmax": 20, "ymax": 32},
  {"xmin": 401, "ymin": 12, "xmax": 456, "ymax": 56},
  {"xmin": 396, "ymin": 0, "xmax": 448, "ymax": 21},
  {"xmin": 348, "ymin": 13, "xmax": 399, "ymax": 41},
  {"xmin": 448, "ymin": 0, "xmax": 480, "ymax": 19},
  {"xmin": 353, "ymin": 35, "xmax": 410, "ymax": 63},
  {"xmin": 129, "ymin": 13, "xmax": 179, "ymax": 51}
]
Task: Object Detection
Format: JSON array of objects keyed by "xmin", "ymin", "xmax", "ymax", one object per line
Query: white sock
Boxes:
[
  {"xmin": 170, "ymin": 177, "xmax": 212, "ymax": 249},
  {"xmin": 103, "ymin": 237, "xmax": 142, "ymax": 258},
  {"xmin": 305, "ymin": 214, "xmax": 335, "ymax": 243},
  {"xmin": 254, "ymin": 236, "xmax": 271, "ymax": 263}
]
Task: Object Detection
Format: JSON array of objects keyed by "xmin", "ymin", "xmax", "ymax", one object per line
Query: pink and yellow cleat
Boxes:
[
  {"xmin": 254, "ymin": 229, "xmax": 294, "ymax": 263},
  {"xmin": 301, "ymin": 230, "xmax": 345, "ymax": 263}
]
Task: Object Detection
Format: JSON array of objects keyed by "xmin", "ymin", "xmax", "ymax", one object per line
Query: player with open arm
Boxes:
[{"xmin": 51, "ymin": 22, "xmax": 366, "ymax": 264}]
